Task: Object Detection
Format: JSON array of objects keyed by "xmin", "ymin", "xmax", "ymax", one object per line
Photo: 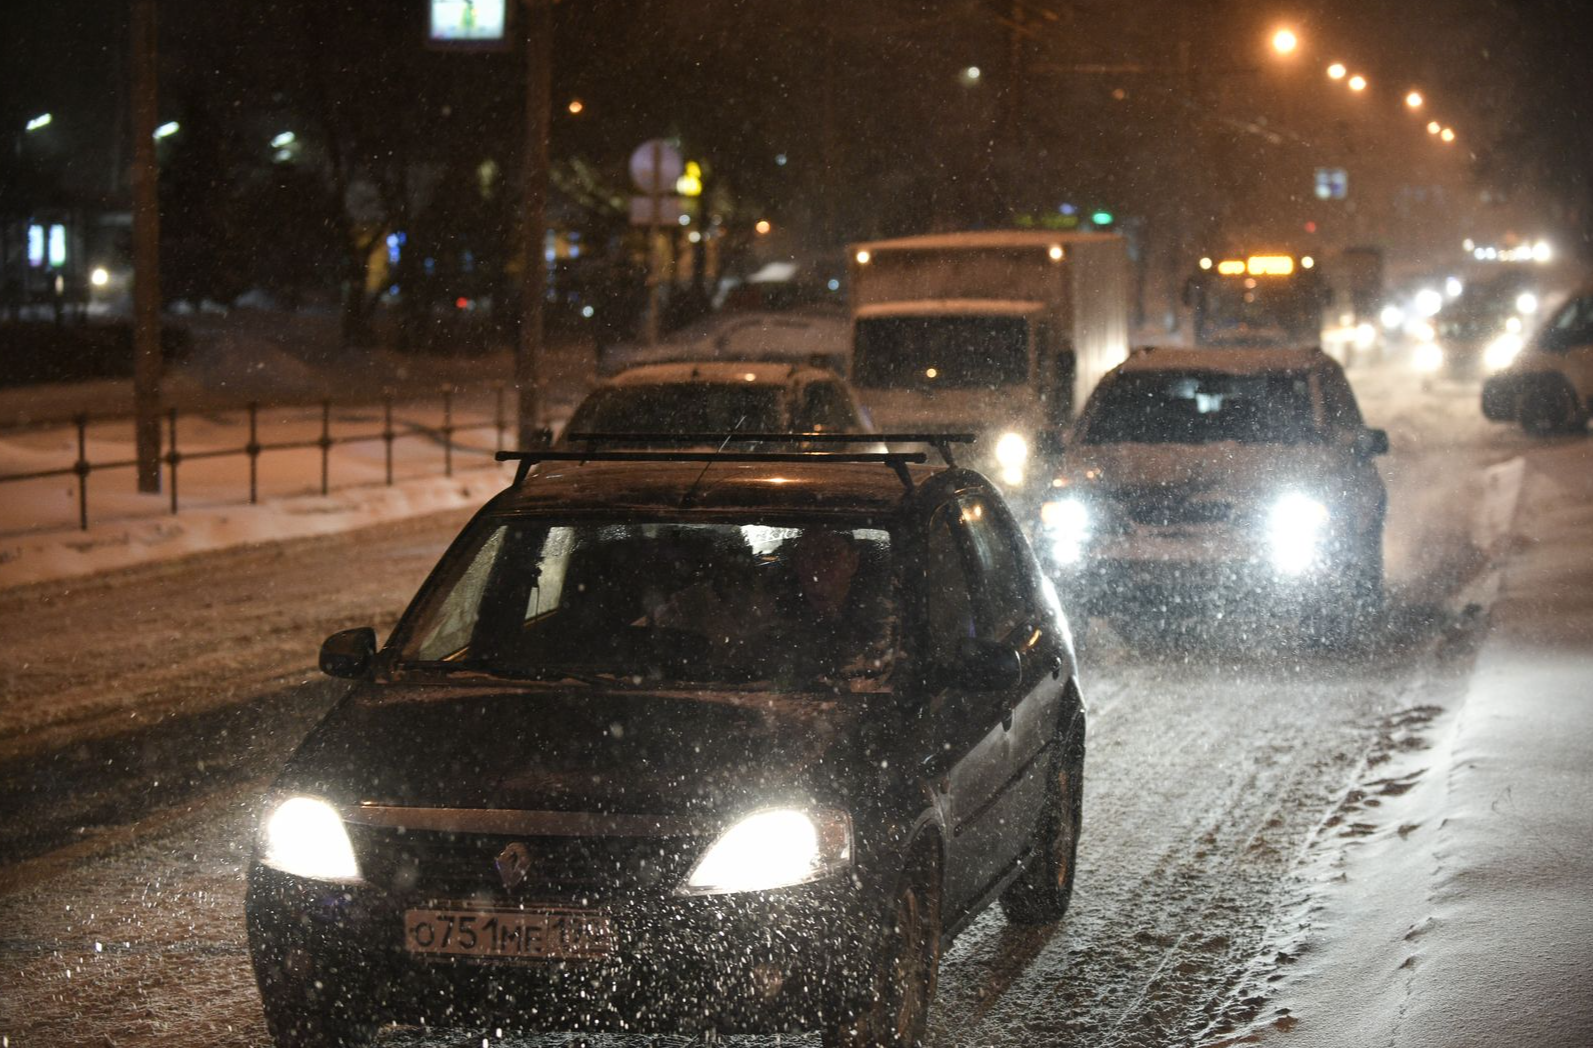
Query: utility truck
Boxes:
[{"xmin": 847, "ymin": 230, "xmax": 1130, "ymax": 500}]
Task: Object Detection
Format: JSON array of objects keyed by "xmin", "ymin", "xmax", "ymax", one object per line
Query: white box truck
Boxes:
[{"xmin": 847, "ymin": 230, "xmax": 1130, "ymax": 498}]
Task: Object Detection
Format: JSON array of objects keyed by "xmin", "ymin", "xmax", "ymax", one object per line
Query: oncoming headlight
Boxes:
[
  {"xmin": 994, "ymin": 432, "xmax": 1029, "ymax": 487},
  {"xmin": 259, "ymin": 795, "xmax": 362, "ymax": 881},
  {"xmin": 680, "ymin": 808, "xmax": 851, "ymax": 895},
  {"xmin": 1267, "ymin": 493, "xmax": 1328, "ymax": 575},
  {"xmin": 1484, "ymin": 332, "xmax": 1523, "ymax": 373},
  {"xmin": 1413, "ymin": 342, "xmax": 1444, "ymax": 373},
  {"xmin": 1040, "ymin": 496, "xmax": 1091, "ymax": 565}
]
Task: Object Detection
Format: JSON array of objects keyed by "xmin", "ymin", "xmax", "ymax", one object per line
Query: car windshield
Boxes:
[
  {"xmin": 565, "ymin": 383, "xmax": 785, "ymax": 434},
  {"xmin": 853, "ymin": 315, "xmax": 1030, "ymax": 389},
  {"xmin": 1081, "ymin": 370, "xmax": 1319, "ymax": 445},
  {"xmin": 398, "ymin": 519, "xmax": 898, "ymax": 689}
]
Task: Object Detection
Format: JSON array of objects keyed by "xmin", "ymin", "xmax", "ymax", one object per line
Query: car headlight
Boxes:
[
  {"xmin": 1040, "ymin": 495, "xmax": 1091, "ymax": 565},
  {"xmin": 1484, "ymin": 332, "xmax": 1523, "ymax": 373},
  {"xmin": 1413, "ymin": 342, "xmax": 1444, "ymax": 373},
  {"xmin": 1267, "ymin": 493, "xmax": 1328, "ymax": 575},
  {"xmin": 259, "ymin": 795, "xmax": 362, "ymax": 881},
  {"xmin": 680, "ymin": 808, "xmax": 851, "ymax": 895},
  {"xmin": 993, "ymin": 432, "xmax": 1029, "ymax": 487}
]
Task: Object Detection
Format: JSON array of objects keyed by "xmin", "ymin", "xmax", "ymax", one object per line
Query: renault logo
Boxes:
[{"xmin": 495, "ymin": 841, "xmax": 533, "ymax": 890}]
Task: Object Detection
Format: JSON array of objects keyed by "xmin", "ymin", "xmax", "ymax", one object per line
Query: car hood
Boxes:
[
  {"xmin": 1057, "ymin": 440, "xmax": 1349, "ymax": 504},
  {"xmin": 278, "ymin": 681, "xmax": 872, "ymax": 818}
]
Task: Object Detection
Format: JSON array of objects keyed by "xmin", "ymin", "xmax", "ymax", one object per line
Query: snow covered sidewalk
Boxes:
[{"xmin": 1253, "ymin": 439, "xmax": 1593, "ymax": 1047}]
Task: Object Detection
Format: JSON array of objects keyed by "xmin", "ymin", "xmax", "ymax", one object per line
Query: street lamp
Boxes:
[
  {"xmin": 1405, "ymin": 90, "xmax": 1424, "ymax": 109},
  {"xmin": 1440, "ymin": 127, "xmax": 1456, "ymax": 143},
  {"xmin": 1271, "ymin": 28, "xmax": 1298, "ymax": 55},
  {"xmin": 1427, "ymin": 120, "xmax": 1442, "ymax": 134},
  {"xmin": 566, "ymin": 99, "xmax": 584, "ymax": 115},
  {"xmin": 1347, "ymin": 74, "xmax": 1367, "ymax": 92},
  {"xmin": 1326, "ymin": 63, "xmax": 1346, "ymax": 80},
  {"xmin": 153, "ymin": 120, "xmax": 179, "ymax": 139},
  {"xmin": 25, "ymin": 113, "xmax": 52, "ymax": 132}
]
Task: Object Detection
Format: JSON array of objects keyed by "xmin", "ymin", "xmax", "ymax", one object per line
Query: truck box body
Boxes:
[{"xmin": 848, "ymin": 230, "xmax": 1130, "ymax": 498}]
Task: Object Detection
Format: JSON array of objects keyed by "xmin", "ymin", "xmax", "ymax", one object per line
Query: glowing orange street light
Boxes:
[
  {"xmin": 1272, "ymin": 28, "xmax": 1299, "ymax": 55},
  {"xmin": 1427, "ymin": 120, "xmax": 1442, "ymax": 134},
  {"xmin": 1327, "ymin": 62, "xmax": 1347, "ymax": 80},
  {"xmin": 1348, "ymin": 74, "xmax": 1367, "ymax": 91},
  {"xmin": 1405, "ymin": 91, "xmax": 1424, "ymax": 109},
  {"xmin": 755, "ymin": 220, "xmax": 772, "ymax": 235},
  {"xmin": 1440, "ymin": 127, "xmax": 1456, "ymax": 143},
  {"xmin": 567, "ymin": 99, "xmax": 585, "ymax": 115}
]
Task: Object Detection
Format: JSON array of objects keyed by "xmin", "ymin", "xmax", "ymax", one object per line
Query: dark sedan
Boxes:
[{"xmin": 245, "ymin": 444, "xmax": 1085, "ymax": 1047}]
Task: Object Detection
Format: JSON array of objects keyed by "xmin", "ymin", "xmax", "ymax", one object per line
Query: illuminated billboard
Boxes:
[{"xmin": 429, "ymin": 0, "xmax": 508, "ymax": 46}]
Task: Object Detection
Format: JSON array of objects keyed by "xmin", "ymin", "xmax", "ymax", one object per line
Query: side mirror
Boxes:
[
  {"xmin": 320, "ymin": 627, "xmax": 377, "ymax": 679},
  {"xmin": 953, "ymin": 637, "xmax": 1024, "ymax": 692},
  {"xmin": 1354, "ymin": 428, "xmax": 1390, "ymax": 459}
]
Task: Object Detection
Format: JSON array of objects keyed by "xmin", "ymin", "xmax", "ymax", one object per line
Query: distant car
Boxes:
[
  {"xmin": 1037, "ymin": 346, "xmax": 1389, "ymax": 643},
  {"xmin": 596, "ymin": 307, "xmax": 850, "ymax": 378},
  {"xmin": 245, "ymin": 440, "xmax": 1085, "ymax": 1047},
  {"xmin": 1482, "ymin": 286, "xmax": 1593, "ymax": 435},
  {"xmin": 559, "ymin": 361, "xmax": 873, "ymax": 446}
]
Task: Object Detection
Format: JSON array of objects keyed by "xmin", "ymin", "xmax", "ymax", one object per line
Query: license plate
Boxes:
[{"xmin": 404, "ymin": 906, "xmax": 613, "ymax": 960}]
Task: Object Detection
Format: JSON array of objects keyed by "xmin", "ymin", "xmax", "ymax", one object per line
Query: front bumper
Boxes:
[{"xmin": 245, "ymin": 862, "xmax": 880, "ymax": 1035}]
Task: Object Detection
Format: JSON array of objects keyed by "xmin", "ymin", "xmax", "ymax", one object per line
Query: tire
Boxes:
[
  {"xmin": 1000, "ymin": 748, "xmax": 1083, "ymax": 925},
  {"xmin": 823, "ymin": 852, "xmax": 941, "ymax": 1048},
  {"xmin": 1520, "ymin": 379, "xmax": 1583, "ymax": 436},
  {"xmin": 1303, "ymin": 540, "xmax": 1382, "ymax": 650}
]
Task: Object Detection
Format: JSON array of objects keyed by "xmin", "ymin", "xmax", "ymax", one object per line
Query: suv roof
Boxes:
[
  {"xmin": 1116, "ymin": 345, "xmax": 1331, "ymax": 377},
  {"xmin": 603, "ymin": 361, "xmax": 830, "ymax": 387}
]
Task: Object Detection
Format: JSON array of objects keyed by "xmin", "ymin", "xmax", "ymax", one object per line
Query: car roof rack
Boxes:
[{"xmin": 495, "ymin": 433, "xmax": 976, "ymax": 490}]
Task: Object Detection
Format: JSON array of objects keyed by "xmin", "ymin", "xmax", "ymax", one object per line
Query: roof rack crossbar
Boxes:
[
  {"xmin": 563, "ymin": 431, "xmax": 975, "ymax": 467},
  {"xmin": 495, "ymin": 448, "xmax": 931, "ymax": 489}
]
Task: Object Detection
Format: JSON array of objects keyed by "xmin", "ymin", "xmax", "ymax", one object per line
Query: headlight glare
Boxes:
[
  {"xmin": 681, "ymin": 808, "xmax": 851, "ymax": 895},
  {"xmin": 1041, "ymin": 496, "xmax": 1091, "ymax": 565},
  {"xmin": 260, "ymin": 795, "xmax": 361, "ymax": 881},
  {"xmin": 1413, "ymin": 342, "xmax": 1444, "ymax": 373},
  {"xmin": 1484, "ymin": 332, "xmax": 1523, "ymax": 373},
  {"xmin": 1267, "ymin": 493, "xmax": 1328, "ymax": 574}
]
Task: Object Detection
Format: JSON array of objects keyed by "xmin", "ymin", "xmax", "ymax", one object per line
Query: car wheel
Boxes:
[
  {"xmin": 1304, "ymin": 543, "xmax": 1381, "ymax": 650},
  {"xmin": 1520, "ymin": 379, "xmax": 1583, "ymax": 436},
  {"xmin": 1000, "ymin": 749, "xmax": 1083, "ymax": 925},
  {"xmin": 823, "ymin": 852, "xmax": 941, "ymax": 1048}
]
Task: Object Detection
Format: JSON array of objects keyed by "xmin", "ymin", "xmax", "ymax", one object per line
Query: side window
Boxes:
[
  {"xmin": 1542, "ymin": 295, "xmax": 1593, "ymax": 353},
  {"xmin": 800, "ymin": 381, "xmax": 859, "ymax": 432},
  {"xmin": 958, "ymin": 495, "xmax": 1033, "ymax": 641},
  {"xmin": 1317, "ymin": 367, "xmax": 1363, "ymax": 430},
  {"xmin": 925, "ymin": 507, "xmax": 977, "ymax": 662}
]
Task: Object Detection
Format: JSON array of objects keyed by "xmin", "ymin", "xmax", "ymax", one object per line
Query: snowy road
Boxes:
[{"xmin": 0, "ymin": 371, "xmax": 1548, "ymax": 1046}]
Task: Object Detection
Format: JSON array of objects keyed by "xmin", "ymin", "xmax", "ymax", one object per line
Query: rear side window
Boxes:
[{"xmin": 925, "ymin": 507, "xmax": 977, "ymax": 662}]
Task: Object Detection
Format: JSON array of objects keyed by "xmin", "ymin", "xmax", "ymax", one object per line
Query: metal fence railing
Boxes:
[{"xmin": 0, "ymin": 385, "xmax": 512, "ymax": 531}]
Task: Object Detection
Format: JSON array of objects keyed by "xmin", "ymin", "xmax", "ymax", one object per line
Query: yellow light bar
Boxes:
[
  {"xmin": 1247, "ymin": 255, "xmax": 1295, "ymax": 276},
  {"xmin": 1216, "ymin": 259, "xmax": 1247, "ymax": 276}
]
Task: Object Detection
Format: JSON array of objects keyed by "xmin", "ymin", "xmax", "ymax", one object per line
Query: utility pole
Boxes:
[
  {"xmin": 130, "ymin": 0, "xmax": 162, "ymax": 492},
  {"xmin": 515, "ymin": 0, "xmax": 551, "ymax": 450}
]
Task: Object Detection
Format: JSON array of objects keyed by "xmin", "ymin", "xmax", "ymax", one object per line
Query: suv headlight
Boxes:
[
  {"xmin": 1484, "ymin": 332, "xmax": 1523, "ymax": 373},
  {"xmin": 994, "ymin": 431, "xmax": 1029, "ymax": 487},
  {"xmin": 1267, "ymin": 493, "xmax": 1328, "ymax": 574},
  {"xmin": 259, "ymin": 795, "xmax": 362, "ymax": 881},
  {"xmin": 1040, "ymin": 495, "xmax": 1091, "ymax": 565},
  {"xmin": 680, "ymin": 808, "xmax": 851, "ymax": 895}
]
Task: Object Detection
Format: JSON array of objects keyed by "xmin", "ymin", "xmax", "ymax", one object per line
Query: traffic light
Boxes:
[{"xmin": 1090, "ymin": 209, "xmax": 1114, "ymax": 227}]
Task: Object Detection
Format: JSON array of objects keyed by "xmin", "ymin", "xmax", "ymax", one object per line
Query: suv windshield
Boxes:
[
  {"xmin": 1081, "ymin": 370, "xmax": 1319, "ymax": 446},
  {"xmin": 853, "ymin": 315, "xmax": 1030, "ymax": 389},
  {"xmin": 566, "ymin": 384, "xmax": 785, "ymax": 434},
  {"xmin": 399, "ymin": 520, "xmax": 897, "ymax": 689}
]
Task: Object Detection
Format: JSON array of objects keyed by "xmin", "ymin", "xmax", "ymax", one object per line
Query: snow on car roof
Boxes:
[
  {"xmin": 855, "ymin": 299, "xmax": 1048, "ymax": 318},
  {"xmin": 1113, "ymin": 346, "xmax": 1330, "ymax": 377},
  {"xmin": 598, "ymin": 309, "xmax": 848, "ymax": 375},
  {"xmin": 603, "ymin": 361, "xmax": 814, "ymax": 387},
  {"xmin": 853, "ymin": 230, "xmax": 1120, "ymax": 253}
]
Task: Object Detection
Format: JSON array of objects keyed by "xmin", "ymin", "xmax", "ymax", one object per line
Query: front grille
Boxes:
[
  {"xmin": 349, "ymin": 825, "xmax": 705, "ymax": 902},
  {"xmin": 1116, "ymin": 498, "xmax": 1233, "ymax": 527}
]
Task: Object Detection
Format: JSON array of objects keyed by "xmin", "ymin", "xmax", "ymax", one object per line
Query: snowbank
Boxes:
[{"xmin": 1240, "ymin": 438, "xmax": 1593, "ymax": 1047}]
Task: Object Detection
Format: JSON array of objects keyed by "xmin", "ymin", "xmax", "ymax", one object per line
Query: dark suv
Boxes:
[{"xmin": 245, "ymin": 437, "xmax": 1086, "ymax": 1047}]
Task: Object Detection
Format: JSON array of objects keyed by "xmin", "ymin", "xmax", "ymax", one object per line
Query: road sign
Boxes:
[
  {"xmin": 629, "ymin": 139, "xmax": 685, "ymax": 195},
  {"xmin": 1314, "ymin": 167, "xmax": 1348, "ymax": 201},
  {"xmin": 629, "ymin": 196, "xmax": 685, "ymax": 226},
  {"xmin": 429, "ymin": 0, "xmax": 508, "ymax": 49}
]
